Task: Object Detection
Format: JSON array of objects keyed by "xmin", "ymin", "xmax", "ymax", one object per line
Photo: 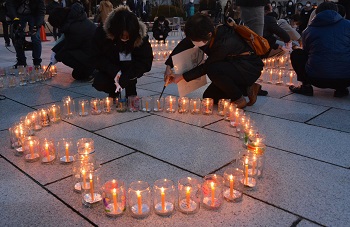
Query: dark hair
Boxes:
[
  {"xmin": 158, "ymin": 15, "xmax": 166, "ymax": 22},
  {"xmin": 107, "ymin": 9, "xmax": 140, "ymax": 53},
  {"xmin": 316, "ymin": 2, "xmax": 338, "ymax": 14},
  {"xmin": 337, "ymin": 4, "xmax": 346, "ymax": 17},
  {"xmin": 184, "ymin": 13, "xmax": 214, "ymax": 41},
  {"xmin": 48, "ymin": 7, "xmax": 71, "ymax": 28}
]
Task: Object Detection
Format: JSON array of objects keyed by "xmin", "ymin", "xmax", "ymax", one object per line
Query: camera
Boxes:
[{"xmin": 10, "ymin": 23, "xmax": 33, "ymax": 51}]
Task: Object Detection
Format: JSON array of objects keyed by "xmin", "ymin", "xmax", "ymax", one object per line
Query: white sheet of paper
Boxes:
[{"xmin": 172, "ymin": 47, "xmax": 207, "ymax": 97}]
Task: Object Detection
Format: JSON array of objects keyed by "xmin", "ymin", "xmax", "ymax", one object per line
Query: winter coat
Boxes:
[
  {"xmin": 165, "ymin": 24, "xmax": 263, "ymax": 82},
  {"xmin": 0, "ymin": 0, "xmax": 7, "ymax": 21},
  {"xmin": 52, "ymin": 3, "xmax": 96, "ymax": 66},
  {"xmin": 46, "ymin": 1, "xmax": 61, "ymax": 15},
  {"xmin": 91, "ymin": 7, "xmax": 153, "ymax": 86},
  {"xmin": 303, "ymin": 10, "xmax": 350, "ymax": 80},
  {"xmin": 277, "ymin": 18, "xmax": 300, "ymax": 42},
  {"xmin": 6, "ymin": 0, "xmax": 45, "ymax": 27},
  {"xmin": 263, "ymin": 14, "xmax": 290, "ymax": 50},
  {"xmin": 236, "ymin": 0, "xmax": 269, "ymax": 7},
  {"xmin": 152, "ymin": 19, "xmax": 171, "ymax": 37}
]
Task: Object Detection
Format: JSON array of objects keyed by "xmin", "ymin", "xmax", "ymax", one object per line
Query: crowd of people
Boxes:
[{"xmin": 1, "ymin": 0, "xmax": 349, "ymax": 108}]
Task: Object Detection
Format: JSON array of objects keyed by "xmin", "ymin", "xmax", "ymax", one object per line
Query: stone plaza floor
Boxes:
[{"xmin": 0, "ymin": 35, "xmax": 350, "ymax": 227}]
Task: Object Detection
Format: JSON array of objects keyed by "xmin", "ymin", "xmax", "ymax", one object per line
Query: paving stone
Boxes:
[
  {"xmin": 258, "ymin": 83, "xmax": 292, "ymax": 98},
  {"xmin": 0, "ymin": 123, "xmax": 135, "ymax": 185},
  {"xmin": 205, "ymin": 113, "xmax": 350, "ymax": 168},
  {"xmin": 0, "ymin": 98, "xmax": 35, "ymax": 131},
  {"xmin": 246, "ymin": 96, "xmax": 329, "ymax": 122},
  {"xmin": 0, "ymin": 159, "xmax": 92, "ymax": 227},
  {"xmin": 136, "ymin": 76, "xmax": 164, "ymax": 85},
  {"xmin": 41, "ymin": 69, "xmax": 88, "ymax": 89},
  {"xmin": 96, "ymin": 115, "xmax": 244, "ymax": 176},
  {"xmin": 283, "ymin": 88, "xmax": 350, "ymax": 110},
  {"xmin": 297, "ymin": 220, "xmax": 323, "ymax": 227},
  {"xmin": 307, "ymin": 108, "xmax": 350, "ymax": 133},
  {"xmin": 46, "ymin": 152, "xmax": 297, "ymax": 226}
]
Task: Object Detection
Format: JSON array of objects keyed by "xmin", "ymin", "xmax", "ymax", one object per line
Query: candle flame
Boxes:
[
  {"xmin": 210, "ymin": 181, "xmax": 215, "ymax": 189},
  {"xmin": 112, "ymin": 188, "xmax": 117, "ymax": 194},
  {"xmin": 229, "ymin": 175, "xmax": 233, "ymax": 180},
  {"xmin": 136, "ymin": 190, "xmax": 141, "ymax": 196},
  {"xmin": 161, "ymin": 187, "xmax": 165, "ymax": 193}
]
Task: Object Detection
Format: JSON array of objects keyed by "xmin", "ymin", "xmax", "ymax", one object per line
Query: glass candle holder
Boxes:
[
  {"xmin": 201, "ymin": 98, "xmax": 214, "ymax": 115},
  {"xmin": 73, "ymin": 159, "xmax": 96, "ymax": 193},
  {"xmin": 103, "ymin": 97, "xmax": 114, "ymax": 114},
  {"xmin": 90, "ymin": 98, "xmax": 102, "ymax": 115},
  {"xmin": 153, "ymin": 179, "xmax": 175, "ymax": 216},
  {"xmin": 223, "ymin": 167, "xmax": 244, "ymax": 202},
  {"xmin": 202, "ymin": 174, "xmax": 224, "ymax": 210},
  {"xmin": 38, "ymin": 108, "xmax": 50, "ymax": 127},
  {"xmin": 239, "ymin": 154, "xmax": 258, "ymax": 190},
  {"xmin": 218, "ymin": 99, "xmax": 231, "ymax": 116},
  {"xmin": 50, "ymin": 65, "xmax": 57, "ymax": 76},
  {"xmin": 23, "ymin": 136, "xmax": 40, "ymax": 162},
  {"xmin": 165, "ymin": 96, "xmax": 176, "ymax": 113},
  {"xmin": 27, "ymin": 67, "xmax": 36, "ymax": 83},
  {"xmin": 57, "ymin": 138, "xmax": 75, "ymax": 164},
  {"xmin": 77, "ymin": 138, "xmax": 95, "ymax": 155},
  {"xmin": 78, "ymin": 99, "xmax": 89, "ymax": 117},
  {"xmin": 178, "ymin": 97, "xmax": 189, "ymax": 114},
  {"xmin": 225, "ymin": 103, "xmax": 237, "ymax": 121},
  {"xmin": 9, "ymin": 126, "xmax": 21, "ymax": 150},
  {"xmin": 49, "ymin": 104, "xmax": 61, "ymax": 123},
  {"xmin": 286, "ymin": 70, "xmax": 295, "ymax": 86},
  {"xmin": 178, "ymin": 177, "xmax": 201, "ymax": 214},
  {"xmin": 27, "ymin": 111, "xmax": 42, "ymax": 131},
  {"xmin": 9, "ymin": 124, "xmax": 29, "ymax": 155},
  {"xmin": 236, "ymin": 115, "xmax": 250, "ymax": 133},
  {"xmin": 247, "ymin": 134, "xmax": 266, "ymax": 155},
  {"xmin": 82, "ymin": 170, "xmax": 102, "ymax": 207},
  {"xmin": 18, "ymin": 65, "xmax": 27, "ymax": 86},
  {"xmin": 239, "ymin": 120, "xmax": 255, "ymax": 141},
  {"xmin": 153, "ymin": 97, "xmax": 164, "ymax": 112},
  {"xmin": 8, "ymin": 74, "xmax": 17, "ymax": 88},
  {"xmin": 62, "ymin": 96, "xmax": 75, "ymax": 119},
  {"xmin": 102, "ymin": 179, "xmax": 126, "ymax": 217},
  {"xmin": 128, "ymin": 96, "xmax": 140, "ymax": 112},
  {"xmin": 128, "ymin": 181, "xmax": 152, "ymax": 218},
  {"xmin": 275, "ymin": 70, "xmax": 284, "ymax": 85},
  {"xmin": 141, "ymin": 96, "xmax": 152, "ymax": 112},
  {"xmin": 116, "ymin": 97, "xmax": 127, "ymax": 112},
  {"xmin": 40, "ymin": 139, "xmax": 56, "ymax": 164},
  {"xmin": 20, "ymin": 116, "xmax": 34, "ymax": 136},
  {"xmin": 190, "ymin": 98, "xmax": 201, "ymax": 114},
  {"xmin": 230, "ymin": 108, "xmax": 244, "ymax": 128},
  {"xmin": 243, "ymin": 127, "xmax": 259, "ymax": 147}
]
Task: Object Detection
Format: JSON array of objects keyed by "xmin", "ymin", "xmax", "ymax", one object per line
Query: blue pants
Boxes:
[{"xmin": 14, "ymin": 14, "xmax": 42, "ymax": 66}]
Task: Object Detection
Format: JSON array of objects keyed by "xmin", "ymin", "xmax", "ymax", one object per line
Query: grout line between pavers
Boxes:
[
  {"xmin": 91, "ymin": 115, "xmax": 152, "ymax": 132},
  {"xmin": 99, "ymin": 151, "xmax": 137, "ymax": 166},
  {"xmin": 290, "ymin": 217, "xmax": 303, "ymax": 227},
  {"xmin": 44, "ymin": 174, "xmax": 72, "ymax": 186},
  {"xmin": 243, "ymin": 193, "xmax": 326, "ymax": 227},
  {"xmin": 0, "ymin": 154, "xmax": 98, "ymax": 227},
  {"xmin": 304, "ymin": 107, "xmax": 332, "ymax": 123}
]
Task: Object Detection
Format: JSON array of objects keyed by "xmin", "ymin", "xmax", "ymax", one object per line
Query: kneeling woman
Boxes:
[
  {"xmin": 92, "ymin": 6, "xmax": 153, "ymax": 98},
  {"xmin": 164, "ymin": 14, "xmax": 264, "ymax": 108}
]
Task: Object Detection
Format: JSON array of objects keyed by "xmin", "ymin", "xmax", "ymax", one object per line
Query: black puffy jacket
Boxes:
[{"xmin": 6, "ymin": 0, "xmax": 45, "ymax": 27}]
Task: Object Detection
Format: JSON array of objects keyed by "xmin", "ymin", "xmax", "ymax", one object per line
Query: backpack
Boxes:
[{"xmin": 228, "ymin": 20, "xmax": 270, "ymax": 56}]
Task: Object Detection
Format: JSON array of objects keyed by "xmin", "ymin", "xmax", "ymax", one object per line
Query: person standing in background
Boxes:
[{"xmin": 0, "ymin": 0, "xmax": 10, "ymax": 46}]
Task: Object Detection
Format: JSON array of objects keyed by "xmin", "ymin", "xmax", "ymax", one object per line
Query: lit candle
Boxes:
[
  {"xmin": 157, "ymin": 100, "xmax": 160, "ymax": 110},
  {"xmin": 82, "ymin": 169, "xmax": 87, "ymax": 189},
  {"xmin": 145, "ymin": 101, "xmax": 149, "ymax": 111},
  {"xmin": 206, "ymin": 99, "xmax": 209, "ymax": 113},
  {"xmin": 66, "ymin": 100, "xmax": 70, "ymax": 115},
  {"xmin": 229, "ymin": 175, "xmax": 234, "ymax": 198},
  {"xmin": 186, "ymin": 186, "xmax": 191, "ymax": 207},
  {"xmin": 289, "ymin": 71, "xmax": 293, "ymax": 84},
  {"xmin": 112, "ymin": 188, "xmax": 118, "ymax": 213},
  {"xmin": 52, "ymin": 107, "xmax": 56, "ymax": 121},
  {"xmin": 29, "ymin": 140, "xmax": 34, "ymax": 159},
  {"xmin": 136, "ymin": 190, "xmax": 142, "ymax": 214},
  {"xmin": 193, "ymin": 101, "xmax": 196, "ymax": 111},
  {"xmin": 84, "ymin": 143, "xmax": 90, "ymax": 153},
  {"xmin": 89, "ymin": 173, "xmax": 94, "ymax": 202},
  {"xmin": 211, "ymin": 182, "xmax": 215, "ymax": 207},
  {"xmin": 106, "ymin": 99, "xmax": 110, "ymax": 112},
  {"xmin": 269, "ymin": 69, "xmax": 273, "ymax": 81},
  {"xmin": 45, "ymin": 143, "xmax": 50, "ymax": 161},
  {"xmin": 182, "ymin": 99, "xmax": 185, "ymax": 112},
  {"xmin": 169, "ymin": 97, "xmax": 173, "ymax": 111},
  {"xmin": 65, "ymin": 143, "xmax": 69, "ymax": 162},
  {"xmin": 245, "ymin": 158, "xmax": 249, "ymax": 185},
  {"xmin": 161, "ymin": 187, "xmax": 165, "ymax": 212},
  {"xmin": 93, "ymin": 101, "xmax": 97, "ymax": 111},
  {"xmin": 82, "ymin": 102, "xmax": 85, "ymax": 114}
]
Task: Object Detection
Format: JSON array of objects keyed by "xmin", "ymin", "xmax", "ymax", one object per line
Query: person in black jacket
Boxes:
[
  {"xmin": 48, "ymin": 3, "xmax": 97, "ymax": 80},
  {"xmin": 298, "ymin": 1, "xmax": 314, "ymax": 34},
  {"xmin": 46, "ymin": 0, "xmax": 62, "ymax": 41},
  {"xmin": 152, "ymin": 16, "xmax": 171, "ymax": 43},
  {"xmin": 92, "ymin": 6, "xmax": 153, "ymax": 98},
  {"xmin": 6, "ymin": 0, "xmax": 45, "ymax": 68},
  {"xmin": 0, "ymin": 0, "xmax": 10, "ymax": 46},
  {"xmin": 164, "ymin": 14, "xmax": 264, "ymax": 109}
]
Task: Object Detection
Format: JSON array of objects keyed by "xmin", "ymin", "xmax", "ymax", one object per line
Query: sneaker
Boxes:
[
  {"xmin": 12, "ymin": 63, "xmax": 27, "ymax": 69},
  {"xmin": 289, "ymin": 84, "xmax": 314, "ymax": 96},
  {"xmin": 247, "ymin": 83, "xmax": 261, "ymax": 106},
  {"xmin": 232, "ymin": 96, "xmax": 247, "ymax": 109},
  {"xmin": 334, "ymin": 88, "xmax": 349, "ymax": 98}
]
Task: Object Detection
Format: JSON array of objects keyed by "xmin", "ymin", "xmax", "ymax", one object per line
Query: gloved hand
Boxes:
[
  {"xmin": 114, "ymin": 74, "xmax": 122, "ymax": 93},
  {"xmin": 50, "ymin": 52, "xmax": 58, "ymax": 65}
]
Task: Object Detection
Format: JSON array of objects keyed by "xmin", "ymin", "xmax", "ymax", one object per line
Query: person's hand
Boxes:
[
  {"xmin": 168, "ymin": 73, "xmax": 184, "ymax": 84},
  {"xmin": 114, "ymin": 74, "xmax": 122, "ymax": 93},
  {"xmin": 50, "ymin": 52, "xmax": 58, "ymax": 65},
  {"xmin": 164, "ymin": 65, "xmax": 173, "ymax": 84}
]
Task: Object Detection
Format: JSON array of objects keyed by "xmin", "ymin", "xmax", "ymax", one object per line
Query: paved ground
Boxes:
[{"xmin": 0, "ymin": 34, "xmax": 350, "ymax": 227}]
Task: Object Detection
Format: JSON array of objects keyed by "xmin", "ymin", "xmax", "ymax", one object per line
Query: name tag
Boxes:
[{"xmin": 119, "ymin": 52, "xmax": 132, "ymax": 61}]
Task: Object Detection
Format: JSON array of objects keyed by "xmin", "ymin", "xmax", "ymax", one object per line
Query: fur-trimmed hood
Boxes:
[{"xmin": 103, "ymin": 5, "xmax": 148, "ymax": 47}]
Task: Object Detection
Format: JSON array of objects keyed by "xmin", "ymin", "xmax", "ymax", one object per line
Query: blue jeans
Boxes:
[{"xmin": 14, "ymin": 14, "xmax": 42, "ymax": 66}]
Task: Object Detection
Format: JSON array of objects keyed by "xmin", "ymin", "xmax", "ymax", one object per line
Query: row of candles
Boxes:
[{"xmin": 0, "ymin": 65, "xmax": 56, "ymax": 88}]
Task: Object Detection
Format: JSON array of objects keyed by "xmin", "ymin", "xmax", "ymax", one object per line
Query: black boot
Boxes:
[{"xmin": 289, "ymin": 84, "xmax": 314, "ymax": 96}]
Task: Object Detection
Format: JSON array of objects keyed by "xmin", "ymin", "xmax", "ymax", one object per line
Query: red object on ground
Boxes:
[{"xmin": 40, "ymin": 25, "xmax": 49, "ymax": 42}]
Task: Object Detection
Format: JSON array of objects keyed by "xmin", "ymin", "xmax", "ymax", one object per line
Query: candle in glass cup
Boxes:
[
  {"xmin": 41, "ymin": 140, "xmax": 55, "ymax": 163},
  {"xmin": 90, "ymin": 98, "xmax": 102, "ymax": 115},
  {"xmin": 49, "ymin": 104, "xmax": 61, "ymax": 123},
  {"xmin": 190, "ymin": 98, "xmax": 201, "ymax": 114},
  {"xmin": 178, "ymin": 177, "xmax": 200, "ymax": 214},
  {"xmin": 201, "ymin": 98, "xmax": 213, "ymax": 115},
  {"xmin": 23, "ymin": 136, "xmax": 40, "ymax": 162},
  {"xmin": 202, "ymin": 174, "xmax": 224, "ymax": 209},
  {"xmin": 153, "ymin": 178, "xmax": 175, "ymax": 216},
  {"xmin": 178, "ymin": 97, "xmax": 189, "ymax": 114},
  {"xmin": 129, "ymin": 181, "xmax": 151, "ymax": 218},
  {"xmin": 79, "ymin": 99, "xmax": 89, "ymax": 116},
  {"xmin": 165, "ymin": 96, "xmax": 176, "ymax": 113}
]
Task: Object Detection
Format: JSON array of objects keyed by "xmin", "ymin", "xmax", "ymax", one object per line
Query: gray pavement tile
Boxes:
[
  {"xmin": 307, "ymin": 108, "xmax": 350, "ymax": 133},
  {"xmin": 41, "ymin": 70, "xmax": 89, "ymax": 89},
  {"xmin": 0, "ymin": 98, "xmax": 35, "ymax": 131},
  {"xmin": 137, "ymin": 76, "xmax": 164, "ymax": 85},
  {"xmin": 216, "ymin": 147, "xmax": 350, "ymax": 226},
  {"xmin": 66, "ymin": 84, "xmax": 109, "ymax": 99},
  {"xmin": 96, "ymin": 115, "xmax": 244, "ymax": 176},
  {"xmin": 0, "ymin": 123, "xmax": 135, "ymax": 185},
  {"xmin": 65, "ymin": 109, "xmax": 151, "ymax": 132},
  {"xmin": 297, "ymin": 220, "xmax": 323, "ymax": 227},
  {"xmin": 0, "ymin": 83, "xmax": 84, "ymax": 107},
  {"xmin": 0, "ymin": 159, "xmax": 92, "ymax": 227},
  {"xmin": 138, "ymin": 81, "xmax": 179, "ymax": 96},
  {"xmin": 259, "ymin": 83, "xmax": 292, "ymax": 98},
  {"xmin": 246, "ymin": 96, "xmax": 329, "ymax": 122},
  {"xmin": 283, "ymin": 88, "xmax": 350, "ymax": 110},
  {"xmin": 46, "ymin": 152, "xmax": 297, "ymax": 227},
  {"xmin": 205, "ymin": 113, "xmax": 350, "ymax": 168}
]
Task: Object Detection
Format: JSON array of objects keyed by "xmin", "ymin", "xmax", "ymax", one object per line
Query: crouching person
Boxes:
[
  {"xmin": 91, "ymin": 6, "xmax": 153, "ymax": 99},
  {"xmin": 48, "ymin": 3, "xmax": 97, "ymax": 81}
]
